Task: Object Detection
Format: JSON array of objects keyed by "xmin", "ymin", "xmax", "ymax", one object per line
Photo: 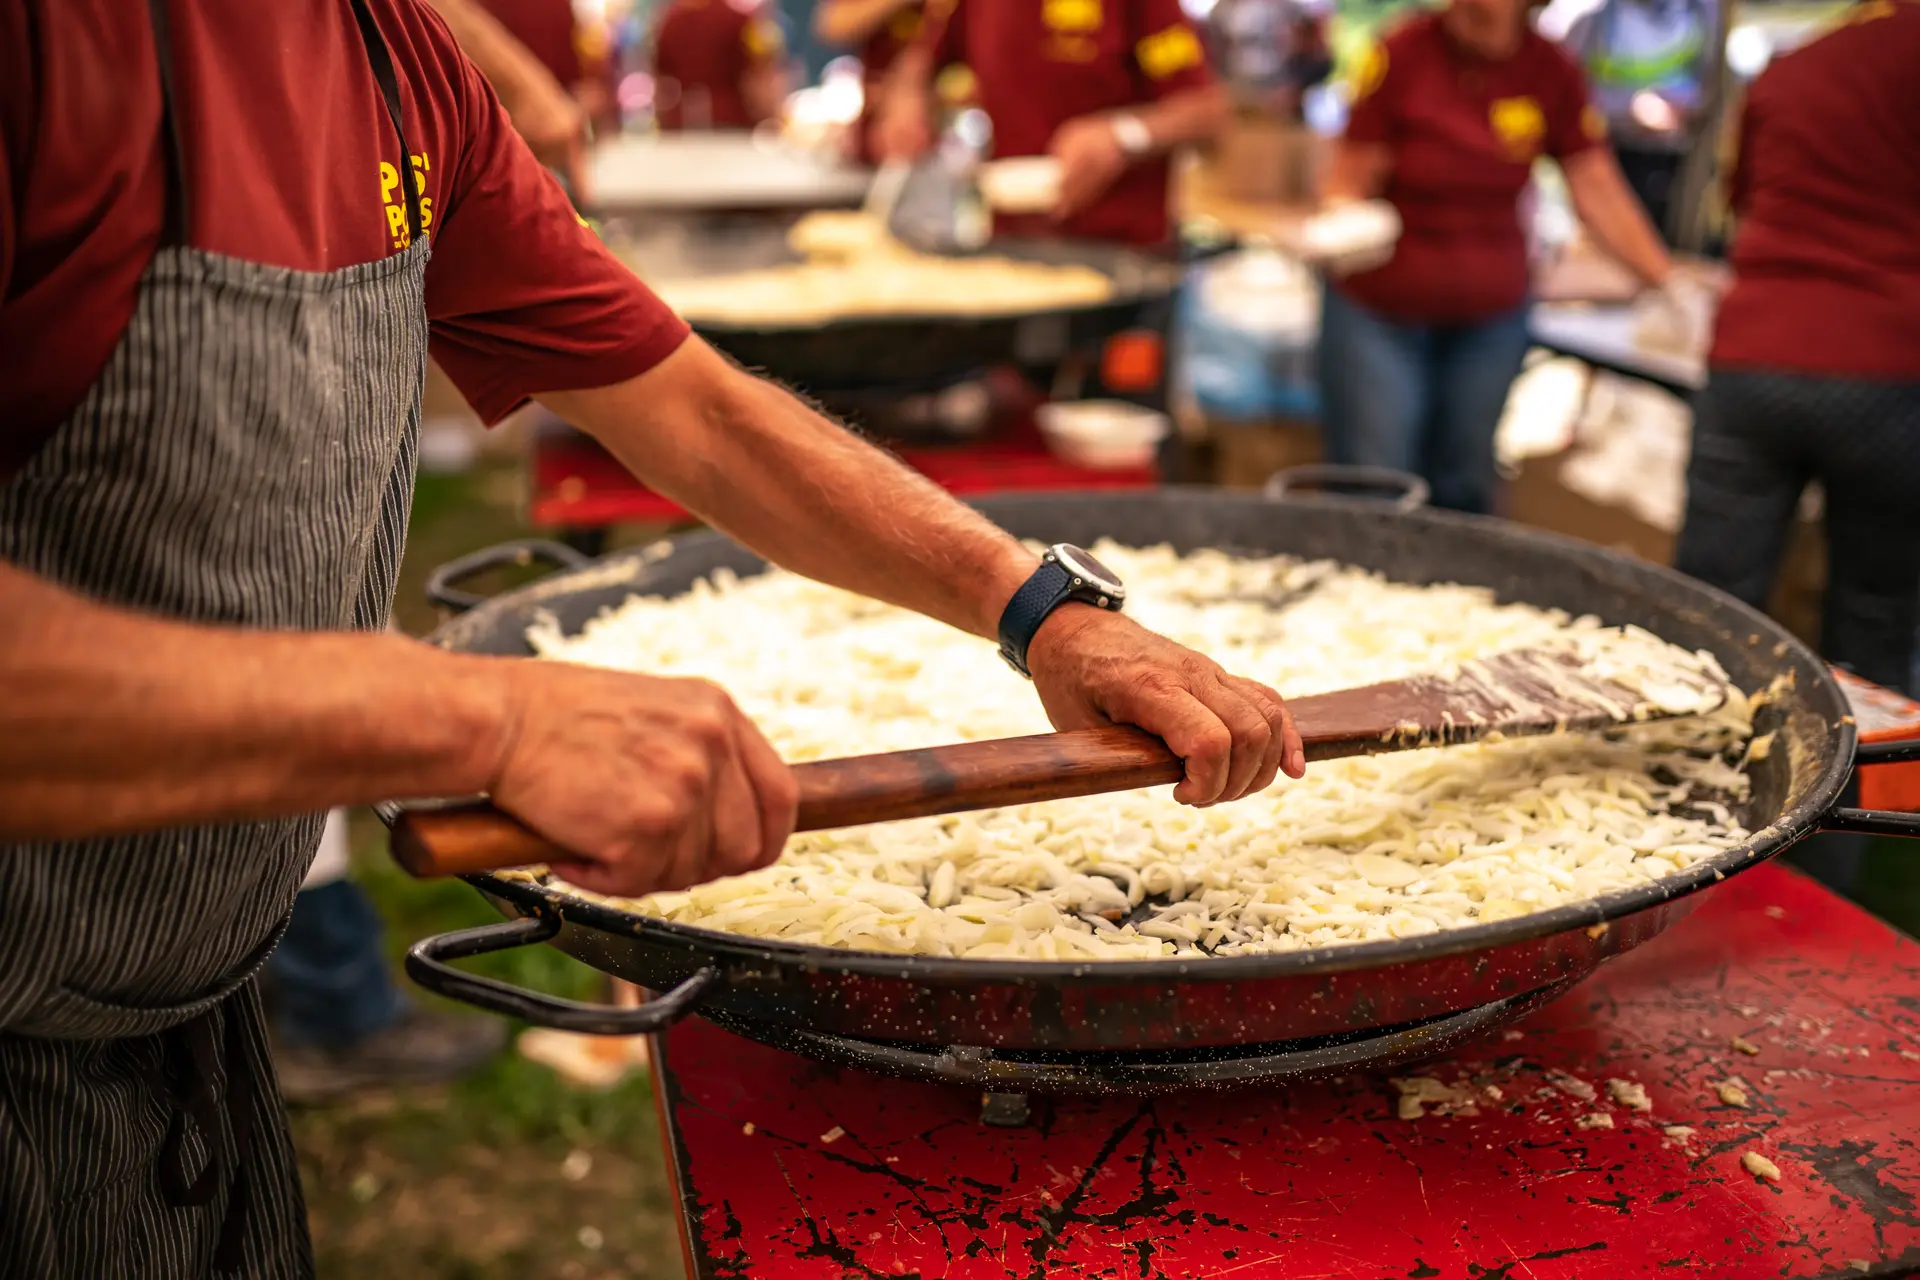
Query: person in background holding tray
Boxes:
[
  {"xmin": 1315, "ymin": 0, "xmax": 1674, "ymax": 514},
  {"xmin": 0, "ymin": 1, "xmax": 1304, "ymax": 1273},
  {"xmin": 871, "ymin": 0, "xmax": 1229, "ymax": 247}
]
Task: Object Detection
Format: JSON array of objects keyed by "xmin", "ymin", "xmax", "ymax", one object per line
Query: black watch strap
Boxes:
[{"xmin": 996, "ymin": 557, "xmax": 1075, "ymax": 678}]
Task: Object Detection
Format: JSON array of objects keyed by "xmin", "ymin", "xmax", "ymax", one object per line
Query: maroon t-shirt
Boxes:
[
  {"xmin": 911, "ymin": 0, "xmax": 1216, "ymax": 246},
  {"xmin": 478, "ymin": 0, "xmax": 583, "ymax": 86},
  {"xmin": 653, "ymin": 0, "xmax": 784, "ymax": 131},
  {"xmin": 1337, "ymin": 13, "xmax": 1603, "ymax": 324},
  {"xmin": 0, "ymin": 0, "xmax": 689, "ymax": 480},
  {"xmin": 1710, "ymin": 0, "xmax": 1920, "ymax": 380}
]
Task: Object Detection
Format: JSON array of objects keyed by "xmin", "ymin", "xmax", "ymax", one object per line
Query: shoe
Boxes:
[{"xmin": 273, "ymin": 1005, "xmax": 509, "ymax": 1104}]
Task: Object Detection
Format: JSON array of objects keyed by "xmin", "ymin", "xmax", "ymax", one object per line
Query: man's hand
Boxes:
[
  {"xmin": 1047, "ymin": 115, "xmax": 1129, "ymax": 219},
  {"xmin": 1025, "ymin": 607, "xmax": 1305, "ymax": 806},
  {"xmin": 487, "ymin": 662, "xmax": 799, "ymax": 897},
  {"xmin": 872, "ymin": 87, "xmax": 936, "ymax": 161}
]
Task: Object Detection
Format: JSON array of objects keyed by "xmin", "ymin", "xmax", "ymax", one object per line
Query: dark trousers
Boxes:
[
  {"xmin": 1676, "ymin": 368, "xmax": 1920, "ymax": 897},
  {"xmin": 1675, "ymin": 368, "xmax": 1920, "ymax": 696},
  {"xmin": 1614, "ymin": 146, "xmax": 1685, "ymax": 245},
  {"xmin": 1316, "ymin": 288, "xmax": 1533, "ymax": 515},
  {"xmin": 262, "ymin": 881, "xmax": 402, "ymax": 1050}
]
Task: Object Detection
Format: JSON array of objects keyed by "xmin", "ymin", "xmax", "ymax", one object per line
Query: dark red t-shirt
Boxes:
[
  {"xmin": 653, "ymin": 0, "xmax": 784, "ymax": 130},
  {"xmin": 912, "ymin": 0, "xmax": 1216, "ymax": 246},
  {"xmin": 1336, "ymin": 13, "xmax": 1603, "ymax": 324},
  {"xmin": 1710, "ymin": 0, "xmax": 1920, "ymax": 380},
  {"xmin": 0, "ymin": 0, "xmax": 689, "ymax": 480},
  {"xmin": 478, "ymin": 0, "xmax": 583, "ymax": 86}
]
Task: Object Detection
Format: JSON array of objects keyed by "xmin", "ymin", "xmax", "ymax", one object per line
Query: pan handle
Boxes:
[
  {"xmin": 1819, "ymin": 738, "xmax": 1920, "ymax": 838},
  {"xmin": 405, "ymin": 909, "xmax": 719, "ymax": 1033},
  {"xmin": 425, "ymin": 539, "xmax": 593, "ymax": 614},
  {"xmin": 1264, "ymin": 464, "xmax": 1430, "ymax": 512}
]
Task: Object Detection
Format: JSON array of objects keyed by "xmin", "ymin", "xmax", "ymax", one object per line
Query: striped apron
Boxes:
[{"xmin": 0, "ymin": 0, "xmax": 430, "ymax": 1273}]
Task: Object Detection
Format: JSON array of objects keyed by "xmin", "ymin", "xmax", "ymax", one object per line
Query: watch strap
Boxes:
[{"xmin": 996, "ymin": 557, "xmax": 1075, "ymax": 678}]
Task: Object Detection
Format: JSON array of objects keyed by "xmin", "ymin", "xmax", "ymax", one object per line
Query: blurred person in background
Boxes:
[
  {"xmin": 653, "ymin": 0, "xmax": 792, "ymax": 130},
  {"xmin": 874, "ymin": 0, "xmax": 1229, "ymax": 247},
  {"xmin": 1315, "ymin": 0, "xmax": 1674, "ymax": 514},
  {"xmin": 1557, "ymin": 0, "xmax": 1717, "ymax": 240},
  {"xmin": 1208, "ymin": 0, "xmax": 1333, "ymax": 120},
  {"xmin": 430, "ymin": 0, "xmax": 593, "ymax": 198},
  {"xmin": 814, "ymin": 0, "xmax": 928, "ymax": 162},
  {"xmin": 1674, "ymin": 0, "xmax": 1920, "ymax": 698}
]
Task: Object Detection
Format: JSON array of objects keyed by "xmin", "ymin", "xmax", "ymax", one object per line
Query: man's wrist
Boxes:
[{"xmin": 1108, "ymin": 111, "xmax": 1155, "ymax": 159}]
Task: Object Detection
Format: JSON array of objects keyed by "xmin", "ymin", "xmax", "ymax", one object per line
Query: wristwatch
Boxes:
[
  {"xmin": 996, "ymin": 544, "xmax": 1127, "ymax": 678},
  {"xmin": 1108, "ymin": 112, "xmax": 1154, "ymax": 159}
]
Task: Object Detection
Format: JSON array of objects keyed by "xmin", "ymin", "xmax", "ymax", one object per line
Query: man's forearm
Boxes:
[
  {"xmin": 0, "ymin": 563, "xmax": 509, "ymax": 840},
  {"xmin": 542, "ymin": 340, "xmax": 1039, "ymax": 641},
  {"xmin": 1565, "ymin": 149, "xmax": 1672, "ymax": 288},
  {"xmin": 815, "ymin": 0, "xmax": 910, "ymax": 47},
  {"xmin": 1130, "ymin": 84, "xmax": 1229, "ymax": 154}
]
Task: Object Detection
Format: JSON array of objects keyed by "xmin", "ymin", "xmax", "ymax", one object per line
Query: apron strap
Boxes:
[
  {"xmin": 140, "ymin": 1000, "xmax": 265, "ymax": 1275},
  {"xmin": 348, "ymin": 0, "xmax": 427, "ymax": 243},
  {"xmin": 143, "ymin": 0, "xmax": 192, "ymax": 249}
]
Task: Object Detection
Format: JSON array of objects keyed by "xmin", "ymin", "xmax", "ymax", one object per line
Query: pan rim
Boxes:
[{"xmin": 427, "ymin": 489, "xmax": 1856, "ymax": 985}]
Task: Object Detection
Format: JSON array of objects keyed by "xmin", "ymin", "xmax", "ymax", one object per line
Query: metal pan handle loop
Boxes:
[
  {"xmin": 1817, "ymin": 738, "xmax": 1920, "ymax": 839},
  {"xmin": 1264, "ymin": 464, "xmax": 1430, "ymax": 512},
  {"xmin": 424, "ymin": 539, "xmax": 593, "ymax": 614},
  {"xmin": 405, "ymin": 911, "xmax": 719, "ymax": 1033}
]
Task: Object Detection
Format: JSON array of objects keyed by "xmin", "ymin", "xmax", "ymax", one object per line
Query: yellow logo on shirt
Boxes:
[
  {"xmin": 1043, "ymin": 0, "xmax": 1103, "ymax": 33},
  {"xmin": 1350, "ymin": 41, "xmax": 1388, "ymax": 101},
  {"xmin": 743, "ymin": 17, "xmax": 784, "ymax": 57},
  {"xmin": 378, "ymin": 152, "xmax": 436, "ymax": 250},
  {"xmin": 1136, "ymin": 24, "xmax": 1203, "ymax": 79},
  {"xmin": 1489, "ymin": 96, "xmax": 1545, "ymax": 161}
]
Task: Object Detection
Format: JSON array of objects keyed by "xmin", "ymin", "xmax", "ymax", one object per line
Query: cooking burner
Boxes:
[{"xmin": 698, "ymin": 980, "xmax": 1576, "ymax": 1095}]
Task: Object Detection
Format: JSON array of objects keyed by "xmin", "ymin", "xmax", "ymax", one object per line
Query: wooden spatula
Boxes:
[{"xmin": 388, "ymin": 645, "xmax": 1727, "ymax": 879}]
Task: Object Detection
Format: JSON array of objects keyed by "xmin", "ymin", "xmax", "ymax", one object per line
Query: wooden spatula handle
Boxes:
[{"xmin": 389, "ymin": 724, "xmax": 1183, "ymax": 879}]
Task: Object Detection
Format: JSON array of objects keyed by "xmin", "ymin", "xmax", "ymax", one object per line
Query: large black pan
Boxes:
[
  {"xmin": 608, "ymin": 218, "xmax": 1181, "ymax": 390},
  {"xmin": 396, "ymin": 491, "xmax": 1920, "ymax": 1084}
]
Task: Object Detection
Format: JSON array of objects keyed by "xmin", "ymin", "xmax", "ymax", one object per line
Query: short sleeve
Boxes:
[
  {"xmin": 1132, "ymin": 0, "xmax": 1214, "ymax": 97},
  {"xmin": 1341, "ymin": 35, "xmax": 1396, "ymax": 146},
  {"xmin": 1544, "ymin": 44, "xmax": 1605, "ymax": 159},
  {"xmin": 422, "ymin": 39, "xmax": 689, "ymax": 422}
]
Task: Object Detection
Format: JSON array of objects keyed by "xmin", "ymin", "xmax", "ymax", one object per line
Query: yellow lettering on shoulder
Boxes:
[
  {"xmin": 1136, "ymin": 24, "xmax": 1202, "ymax": 80},
  {"xmin": 743, "ymin": 17, "xmax": 784, "ymax": 57},
  {"xmin": 1043, "ymin": 0, "xmax": 1103, "ymax": 33},
  {"xmin": 1349, "ymin": 41, "xmax": 1388, "ymax": 102}
]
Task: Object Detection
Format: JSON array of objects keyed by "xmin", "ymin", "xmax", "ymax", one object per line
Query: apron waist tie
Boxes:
[{"xmin": 142, "ymin": 1001, "xmax": 258, "ymax": 1273}]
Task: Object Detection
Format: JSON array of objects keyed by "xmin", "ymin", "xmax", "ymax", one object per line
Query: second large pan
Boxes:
[
  {"xmin": 607, "ymin": 218, "xmax": 1182, "ymax": 390},
  {"xmin": 398, "ymin": 491, "xmax": 1920, "ymax": 1080}
]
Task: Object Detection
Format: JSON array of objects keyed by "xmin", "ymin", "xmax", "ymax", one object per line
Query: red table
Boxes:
[
  {"xmin": 528, "ymin": 414, "xmax": 1159, "ymax": 530},
  {"xmin": 647, "ymin": 862, "xmax": 1920, "ymax": 1278}
]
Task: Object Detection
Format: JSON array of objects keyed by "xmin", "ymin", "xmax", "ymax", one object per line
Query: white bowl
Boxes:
[
  {"xmin": 979, "ymin": 157, "xmax": 1063, "ymax": 214},
  {"xmin": 1036, "ymin": 400, "xmax": 1171, "ymax": 470},
  {"xmin": 1287, "ymin": 200, "xmax": 1403, "ymax": 276}
]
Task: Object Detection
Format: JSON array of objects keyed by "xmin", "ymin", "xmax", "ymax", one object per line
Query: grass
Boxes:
[{"xmin": 293, "ymin": 459, "xmax": 684, "ymax": 1279}]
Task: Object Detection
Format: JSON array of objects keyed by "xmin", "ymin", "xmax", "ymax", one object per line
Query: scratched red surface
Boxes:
[{"xmin": 648, "ymin": 862, "xmax": 1920, "ymax": 1279}]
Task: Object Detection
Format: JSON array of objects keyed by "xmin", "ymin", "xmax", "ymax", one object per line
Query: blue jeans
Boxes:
[
  {"xmin": 1316, "ymin": 288, "xmax": 1533, "ymax": 515},
  {"xmin": 264, "ymin": 880, "xmax": 403, "ymax": 1050}
]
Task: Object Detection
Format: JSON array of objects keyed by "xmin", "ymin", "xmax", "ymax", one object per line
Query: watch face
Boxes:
[{"xmin": 1052, "ymin": 544, "xmax": 1126, "ymax": 602}]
